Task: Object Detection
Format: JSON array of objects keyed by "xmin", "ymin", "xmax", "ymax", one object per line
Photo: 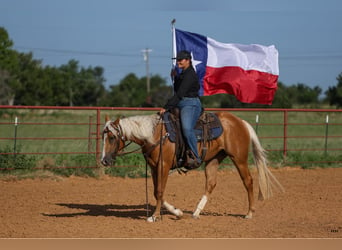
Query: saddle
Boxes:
[{"xmin": 162, "ymin": 108, "xmax": 223, "ymax": 168}]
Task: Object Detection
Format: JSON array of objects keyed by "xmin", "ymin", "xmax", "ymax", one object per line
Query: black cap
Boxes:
[{"xmin": 174, "ymin": 50, "xmax": 192, "ymax": 60}]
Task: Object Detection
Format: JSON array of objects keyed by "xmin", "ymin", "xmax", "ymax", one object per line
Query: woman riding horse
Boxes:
[{"xmin": 101, "ymin": 112, "xmax": 283, "ymax": 222}]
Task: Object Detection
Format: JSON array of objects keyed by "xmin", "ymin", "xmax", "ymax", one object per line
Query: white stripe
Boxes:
[{"xmin": 206, "ymin": 37, "xmax": 279, "ymax": 75}]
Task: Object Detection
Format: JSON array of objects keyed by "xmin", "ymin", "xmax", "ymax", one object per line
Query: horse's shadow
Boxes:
[
  {"xmin": 42, "ymin": 203, "xmax": 154, "ymax": 220},
  {"xmin": 43, "ymin": 203, "xmax": 246, "ymax": 220}
]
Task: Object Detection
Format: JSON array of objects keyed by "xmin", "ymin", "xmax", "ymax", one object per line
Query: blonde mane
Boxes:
[{"xmin": 119, "ymin": 114, "xmax": 160, "ymax": 144}]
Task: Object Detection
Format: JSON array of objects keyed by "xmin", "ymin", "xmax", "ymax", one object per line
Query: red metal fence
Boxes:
[{"xmin": 0, "ymin": 105, "xmax": 341, "ymax": 171}]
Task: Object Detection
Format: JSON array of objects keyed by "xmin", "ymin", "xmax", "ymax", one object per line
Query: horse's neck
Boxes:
[
  {"xmin": 119, "ymin": 119, "xmax": 139, "ymax": 143},
  {"xmin": 123, "ymin": 126, "xmax": 145, "ymax": 146},
  {"xmin": 120, "ymin": 114, "xmax": 159, "ymax": 145}
]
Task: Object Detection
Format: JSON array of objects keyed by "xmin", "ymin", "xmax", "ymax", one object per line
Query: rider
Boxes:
[{"xmin": 160, "ymin": 50, "xmax": 202, "ymax": 169}]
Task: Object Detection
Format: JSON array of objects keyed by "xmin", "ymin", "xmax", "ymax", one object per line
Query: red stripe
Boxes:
[{"xmin": 203, "ymin": 66, "xmax": 278, "ymax": 105}]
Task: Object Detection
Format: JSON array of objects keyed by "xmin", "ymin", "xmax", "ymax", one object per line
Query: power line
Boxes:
[
  {"xmin": 14, "ymin": 45, "xmax": 342, "ymax": 60},
  {"xmin": 14, "ymin": 46, "xmax": 169, "ymax": 58},
  {"xmin": 280, "ymin": 54, "xmax": 342, "ymax": 60},
  {"xmin": 14, "ymin": 46, "xmax": 140, "ymax": 57}
]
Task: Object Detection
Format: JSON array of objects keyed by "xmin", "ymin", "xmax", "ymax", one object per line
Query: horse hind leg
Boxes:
[
  {"xmin": 233, "ymin": 160, "xmax": 255, "ymax": 219},
  {"xmin": 193, "ymin": 156, "xmax": 221, "ymax": 219}
]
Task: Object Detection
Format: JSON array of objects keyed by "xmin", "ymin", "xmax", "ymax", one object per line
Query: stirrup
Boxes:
[
  {"xmin": 185, "ymin": 150, "xmax": 202, "ymax": 170},
  {"xmin": 168, "ymin": 167, "xmax": 188, "ymax": 175},
  {"xmin": 185, "ymin": 159, "xmax": 202, "ymax": 170}
]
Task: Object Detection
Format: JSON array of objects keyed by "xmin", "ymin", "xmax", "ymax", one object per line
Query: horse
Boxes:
[{"xmin": 101, "ymin": 111, "xmax": 283, "ymax": 222}]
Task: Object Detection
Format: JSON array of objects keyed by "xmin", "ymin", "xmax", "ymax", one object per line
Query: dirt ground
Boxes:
[{"xmin": 0, "ymin": 167, "xmax": 341, "ymax": 238}]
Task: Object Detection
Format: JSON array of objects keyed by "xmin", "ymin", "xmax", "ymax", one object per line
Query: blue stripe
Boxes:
[{"xmin": 175, "ymin": 29, "xmax": 208, "ymax": 96}]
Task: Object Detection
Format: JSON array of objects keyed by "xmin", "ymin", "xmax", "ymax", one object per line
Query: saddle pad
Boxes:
[{"xmin": 163, "ymin": 112, "xmax": 223, "ymax": 143}]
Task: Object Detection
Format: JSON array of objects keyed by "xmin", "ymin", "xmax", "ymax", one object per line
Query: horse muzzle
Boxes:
[
  {"xmin": 101, "ymin": 154, "xmax": 116, "ymax": 166},
  {"xmin": 101, "ymin": 158, "xmax": 110, "ymax": 166}
]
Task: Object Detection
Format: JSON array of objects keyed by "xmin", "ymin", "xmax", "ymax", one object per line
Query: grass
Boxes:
[{"xmin": 0, "ymin": 107, "xmax": 341, "ymax": 178}]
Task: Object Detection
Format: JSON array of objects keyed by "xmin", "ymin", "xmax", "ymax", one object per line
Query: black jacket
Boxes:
[{"xmin": 164, "ymin": 66, "xmax": 200, "ymax": 110}]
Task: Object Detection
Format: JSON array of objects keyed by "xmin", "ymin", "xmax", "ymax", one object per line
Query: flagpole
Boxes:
[
  {"xmin": 171, "ymin": 19, "xmax": 176, "ymax": 85},
  {"xmin": 171, "ymin": 18, "xmax": 176, "ymax": 66}
]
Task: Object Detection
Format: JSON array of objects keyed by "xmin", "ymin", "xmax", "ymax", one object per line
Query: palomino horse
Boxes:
[{"xmin": 101, "ymin": 112, "xmax": 283, "ymax": 222}]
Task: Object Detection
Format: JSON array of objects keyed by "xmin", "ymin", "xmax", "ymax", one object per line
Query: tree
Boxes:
[
  {"xmin": 148, "ymin": 75, "xmax": 170, "ymax": 107},
  {"xmin": 0, "ymin": 69, "xmax": 13, "ymax": 105},
  {"xmin": 45, "ymin": 66, "xmax": 69, "ymax": 106},
  {"xmin": 286, "ymin": 83, "xmax": 322, "ymax": 105},
  {"xmin": 271, "ymin": 82, "xmax": 292, "ymax": 108},
  {"xmin": 0, "ymin": 27, "xmax": 17, "ymax": 70},
  {"xmin": 73, "ymin": 66, "xmax": 106, "ymax": 106},
  {"xmin": 57, "ymin": 60, "xmax": 106, "ymax": 106},
  {"xmin": 0, "ymin": 27, "xmax": 19, "ymax": 104},
  {"xmin": 14, "ymin": 52, "xmax": 52, "ymax": 105},
  {"xmin": 325, "ymin": 73, "xmax": 342, "ymax": 108},
  {"xmin": 103, "ymin": 73, "xmax": 169, "ymax": 107}
]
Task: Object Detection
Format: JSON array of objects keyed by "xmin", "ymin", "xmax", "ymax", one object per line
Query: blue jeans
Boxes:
[{"xmin": 178, "ymin": 97, "xmax": 202, "ymax": 162}]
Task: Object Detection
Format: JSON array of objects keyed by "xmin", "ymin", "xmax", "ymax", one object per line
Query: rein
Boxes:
[{"xmin": 116, "ymin": 141, "xmax": 140, "ymax": 156}]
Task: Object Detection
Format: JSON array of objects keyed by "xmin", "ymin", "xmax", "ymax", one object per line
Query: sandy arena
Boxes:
[{"xmin": 0, "ymin": 167, "xmax": 341, "ymax": 238}]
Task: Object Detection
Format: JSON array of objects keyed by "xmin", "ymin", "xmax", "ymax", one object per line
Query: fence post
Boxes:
[
  {"xmin": 255, "ymin": 114, "xmax": 259, "ymax": 134},
  {"xmin": 324, "ymin": 114, "xmax": 329, "ymax": 156},
  {"xmin": 13, "ymin": 116, "xmax": 18, "ymax": 159},
  {"xmin": 96, "ymin": 109, "xmax": 104, "ymax": 176},
  {"xmin": 88, "ymin": 116, "xmax": 93, "ymax": 153},
  {"xmin": 283, "ymin": 110, "xmax": 288, "ymax": 161}
]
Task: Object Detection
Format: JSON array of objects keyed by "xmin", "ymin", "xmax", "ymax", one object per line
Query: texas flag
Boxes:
[{"xmin": 173, "ymin": 29, "xmax": 279, "ymax": 105}]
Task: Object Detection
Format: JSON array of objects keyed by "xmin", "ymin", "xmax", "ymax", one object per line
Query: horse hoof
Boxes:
[
  {"xmin": 146, "ymin": 216, "xmax": 160, "ymax": 222},
  {"xmin": 175, "ymin": 209, "xmax": 183, "ymax": 218},
  {"xmin": 192, "ymin": 214, "xmax": 200, "ymax": 219},
  {"xmin": 244, "ymin": 214, "xmax": 253, "ymax": 219}
]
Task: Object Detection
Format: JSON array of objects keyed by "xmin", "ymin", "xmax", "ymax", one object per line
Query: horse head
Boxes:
[{"xmin": 101, "ymin": 115, "xmax": 126, "ymax": 166}]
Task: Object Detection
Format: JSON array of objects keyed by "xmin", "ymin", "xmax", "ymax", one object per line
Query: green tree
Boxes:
[
  {"xmin": 0, "ymin": 27, "xmax": 17, "ymax": 70},
  {"xmin": 0, "ymin": 27, "xmax": 19, "ymax": 104},
  {"xmin": 45, "ymin": 66, "xmax": 69, "ymax": 106},
  {"xmin": 58, "ymin": 60, "xmax": 106, "ymax": 106},
  {"xmin": 14, "ymin": 52, "xmax": 53, "ymax": 105},
  {"xmin": 0, "ymin": 68, "xmax": 12, "ymax": 105},
  {"xmin": 104, "ymin": 73, "xmax": 168, "ymax": 107},
  {"xmin": 73, "ymin": 66, "xmax": 106, "ymax": 106},
  {"xmin": 271, "ymin": 82, "xmax": 292, "ymax": 108},
  {"xmin": 325, "ymin": 73, "xmax": 342, "ymax": 108},
  {"xmin": 148, "ymin": 75, "xmax": 170, "ymax": 107},
  {"xmin": 286, "ymin": 83, "xmax": 321, "ymax": 105},
  {"xmin": 59, "ymin": 60, "xmax": 79, "ymax": 106}
]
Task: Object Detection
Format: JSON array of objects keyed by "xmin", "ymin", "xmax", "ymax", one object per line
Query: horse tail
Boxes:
[{"xmin": 243, "ymin": 120, "xmax": 284, "ymax": 200}]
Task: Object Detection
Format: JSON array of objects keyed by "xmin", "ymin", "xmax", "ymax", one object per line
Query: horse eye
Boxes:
[{"xmin": 108, "ymin": 134, "xmax": 116, "ymax": 142}]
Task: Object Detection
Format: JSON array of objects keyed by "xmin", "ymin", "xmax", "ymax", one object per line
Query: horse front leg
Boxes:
[
  {"xmin": 147, "ymin": 162, "xmax": 170, "ymax": 222},
  {"xmin": 163, "ymin": 200, "xmax": 183, "ymax": 218}
]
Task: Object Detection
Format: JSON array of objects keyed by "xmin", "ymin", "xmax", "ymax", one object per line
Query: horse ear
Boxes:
[
  {"xmin": 113, "ymin": 116, "xmax": 120, "ymax": 125},
  {"xmin": 105, "ymin": 114, "xmax": 110, "ymax": 122}
]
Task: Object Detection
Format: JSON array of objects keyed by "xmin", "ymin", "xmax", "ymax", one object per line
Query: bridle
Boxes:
[{"xmin": 103, "ymin": 122, "xmax": 140, "ymax": 160}]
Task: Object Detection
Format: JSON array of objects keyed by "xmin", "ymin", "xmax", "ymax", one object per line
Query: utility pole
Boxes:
[{"xmin": 141, "ymin": 48, "xmax": 152, "ymax": 104}]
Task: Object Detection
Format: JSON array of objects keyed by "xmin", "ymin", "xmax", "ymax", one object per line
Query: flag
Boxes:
[{"xmin": 173, "ymin": 29, "xmax": 279, "ymax": 105}]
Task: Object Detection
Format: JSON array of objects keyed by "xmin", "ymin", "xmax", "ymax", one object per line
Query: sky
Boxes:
[{"xmin": 1, "ymin": 0, "xmax": 342, "ymax": 94}]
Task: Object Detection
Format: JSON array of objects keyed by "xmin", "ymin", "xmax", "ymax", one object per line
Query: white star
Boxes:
[{"xmin": 191, "ymin": 52, "xmax": 202, "ymax": 72}]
